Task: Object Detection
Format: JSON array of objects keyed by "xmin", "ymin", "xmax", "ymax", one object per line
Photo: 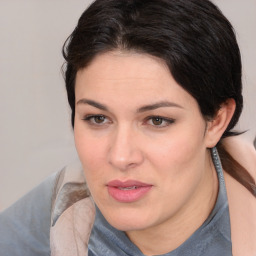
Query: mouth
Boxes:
[
  {"xmin": 118, "ymin": 186, "xmax": 138, "ymax": 190},
  {"xmin": 107, "ymin": 180, "xmax": 152, "ymax": 203}
]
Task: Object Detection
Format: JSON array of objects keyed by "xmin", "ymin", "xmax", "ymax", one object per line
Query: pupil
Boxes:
[
  {"xmin": 95, "ymin": 116, "xmax": 105, "ymax": 123},
  {"xmin": 153, "ymin": 117, "xmax": 162, "ymax": 125}
]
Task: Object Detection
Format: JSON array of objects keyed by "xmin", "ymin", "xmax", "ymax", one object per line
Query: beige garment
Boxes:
[{"xmin": 50, "ymin": 162, "xmax": 96, "ymax": 256}]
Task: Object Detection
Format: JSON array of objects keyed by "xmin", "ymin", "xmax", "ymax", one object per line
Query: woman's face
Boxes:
[{"xmin": 74, "ymin": 51, "xmax": 215, "ymax": 233}]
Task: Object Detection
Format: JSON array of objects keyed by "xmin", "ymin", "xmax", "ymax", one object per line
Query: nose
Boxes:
[{"xmin": 108, "ymin": 125, "xmax": 144, "ymax": 171}]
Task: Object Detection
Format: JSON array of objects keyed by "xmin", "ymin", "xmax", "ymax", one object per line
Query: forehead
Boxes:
[
  {"xmin": 75, "ymin": 51, "xmax": 198, "ymax": 110},
  {"xmin": 77, "ymin": 51, "xmax": 169, "ymax": 83}
]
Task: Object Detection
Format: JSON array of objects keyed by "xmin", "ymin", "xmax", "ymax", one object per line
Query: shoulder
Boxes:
[
  {"xmin": 0, "ymin": 161, "xmax": 94, "ymax": 256},
  {"xmin": 0, "ymin": 170, "xmax": 59, "ymax": 256},
  {"xmin": 222, "ymin": 136, "xmax": 256, "ymax": 255},
  {"xmin": 224, "ymin": 171, "xmax": 256, "ymax": 256}
]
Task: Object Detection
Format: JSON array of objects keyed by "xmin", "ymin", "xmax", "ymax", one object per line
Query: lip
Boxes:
[{"xmin": 107, "ymin": 180, "xmax": 152, "ymax": 203}]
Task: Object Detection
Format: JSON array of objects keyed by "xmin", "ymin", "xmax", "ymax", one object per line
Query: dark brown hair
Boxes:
[{"xmin": 62, "ymin": 0, "xmax": 255, "ymax": 195}]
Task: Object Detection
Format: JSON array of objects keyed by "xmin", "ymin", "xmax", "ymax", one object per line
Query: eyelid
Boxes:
[
  {"xmin": 82, "ymin": 114, "xmax": 112, "ymax": 125},
  {"xmin": 144, "ymin": 115, "xmax": 175, "ymax": 128},
  {"xmin": 81, "ymin": 114, "xmax": 175, "ymax": 128}
]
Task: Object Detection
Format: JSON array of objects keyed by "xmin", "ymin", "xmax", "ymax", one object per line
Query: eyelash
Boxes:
[
  {"xmin": 144, "ymin": 116, "xmax": 175, "ymax": 128},
  {"xmin": 82, "ymin": 115, "xmax": 111, "ymax": 125},
  {"xmin": 82, "ymin": 115, "xmax": 175, "ymax": 128}
]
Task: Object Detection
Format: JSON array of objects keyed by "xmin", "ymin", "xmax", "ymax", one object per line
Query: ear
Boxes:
[{"xmin": 205, "ymin": 98, "xmax": 236, "ymax": 148}]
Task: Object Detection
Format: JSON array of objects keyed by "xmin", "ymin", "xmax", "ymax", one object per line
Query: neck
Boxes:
[{"xmin": 126, "ymin": 153, "xmax": 219, "ymax": 255}]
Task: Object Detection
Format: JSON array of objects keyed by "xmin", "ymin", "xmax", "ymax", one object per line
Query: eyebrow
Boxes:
[
  {"xmin": 137, "ymin": 101, "xmax": 183, "ymax": 113},
  {"xmin": 76, "ymin": 99, "xmax": 108, "ymax": 111},
  {"xmin": 76, "ymin": 98, "xmax": 183, "ymax": 112}
]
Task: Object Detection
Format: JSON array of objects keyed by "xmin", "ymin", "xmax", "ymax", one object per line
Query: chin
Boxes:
[
  {"xmin": 102, "ymin": 207, "xmax": 153, "ymax": 232},
  {"xmin": 109, "ymin": 219, "xmax": 149, "ymax": 232}
]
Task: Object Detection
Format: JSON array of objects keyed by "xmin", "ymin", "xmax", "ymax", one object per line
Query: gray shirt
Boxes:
[{"xmin": 0, "ymin": 173, "xmax": 57, "ymax": 256}]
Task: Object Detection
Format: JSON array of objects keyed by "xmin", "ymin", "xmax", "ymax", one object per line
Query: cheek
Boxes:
[
  {"xmin": 74, "ymin": 126, "xmax": 107, "ymax": 181},
  {"xmin": 153, "ymin": 131, "xmax": 204, "ymax": 165},
  {"xmin": 147, "ymin": 124, "xmax": 206, "ymax": 183},
  {"xmin": 149, "ymin": 130, "xmax": 207, "ymax": 206}
]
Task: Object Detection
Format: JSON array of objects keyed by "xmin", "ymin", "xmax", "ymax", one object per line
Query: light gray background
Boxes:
[{"xmin": 0, "ymin": 0, "xmax": 255, "ymax": 211}]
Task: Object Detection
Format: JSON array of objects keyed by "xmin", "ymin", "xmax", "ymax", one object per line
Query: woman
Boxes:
[{"xmin": 0, "ymin": 0, "xmax": 255, "ymax": 255}]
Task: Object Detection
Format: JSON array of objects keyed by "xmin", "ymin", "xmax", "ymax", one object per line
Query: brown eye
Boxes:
[
  {"xmin": 151, "ymin": 117, "xmax": 163, "ymax": 125},
  {"xmin": 145, "ymin": 116, "xmax": 175, "ymax": 128},
  {"xmin": 83, "ymin": 115, "xmax": 109, "ymax": 125},
  {"xmin": 94, "ymin": 115, "xmax": 105, "ymax": 123}
]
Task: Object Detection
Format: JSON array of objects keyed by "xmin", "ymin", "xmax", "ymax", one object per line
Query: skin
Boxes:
[
  {"xmin": 74, "ymin": 51, "xmax": 235, "ymax": 255},
  {"xmin": 222, "ymin": 136, "xmax": 256, "ymax": 255},
  {"xmin": 223, "ymin": 136, "xmax": 256, "ymax": 178}
]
